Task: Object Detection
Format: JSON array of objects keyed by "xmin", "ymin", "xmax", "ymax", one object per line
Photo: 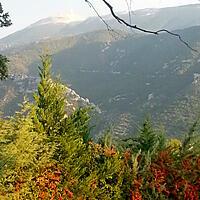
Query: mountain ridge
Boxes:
[{"xmin": 1, "ymin": 4, "xmax": 200, "ymax": 49}]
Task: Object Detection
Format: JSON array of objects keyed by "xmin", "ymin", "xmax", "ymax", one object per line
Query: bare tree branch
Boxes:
[
  {"xmin": 85, "ymin": 0, "xmax": 113, "ymax": 32},
  {"xmin": 156, "ymin": 29, "xmax": 198, "ymax": 52},
  {"xmin": 86, "ymin": 0, "xmax": 198, "ymax": 52},
  {"xmin": 85, "ymin": 0, "xmax": 127, "ymax": 40}
]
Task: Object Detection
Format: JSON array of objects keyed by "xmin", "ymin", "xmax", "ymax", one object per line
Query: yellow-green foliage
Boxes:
[
  {"xmin": 0, "ymin": 104, "xmax": 53, "ymax": 199},
  {"xmin": 167, "ymin": 138, "xmax": 182, "ymax": 150}
]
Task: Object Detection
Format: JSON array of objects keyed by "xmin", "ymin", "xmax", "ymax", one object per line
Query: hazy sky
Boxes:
[{"xmin": 0, "ymin": 0, "xmax": 200, "ymax": 38}]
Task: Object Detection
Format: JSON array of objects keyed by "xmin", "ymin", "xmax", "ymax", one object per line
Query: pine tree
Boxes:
[
  {"xmin": 33, "ymin": 55, "xmax": 66, "ymax": 136},
  {"xmin": 125, "ymin": 118, "xmax": 165, "ymax": 155}
]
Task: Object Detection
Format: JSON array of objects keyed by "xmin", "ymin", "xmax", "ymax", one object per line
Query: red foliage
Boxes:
[
  {"xmin": 130, "ymin": 189, "xmax": 142, "ymax": 200},
  {"xmin": 146, "ymin": 150, "xmax": 200, "ymax": 199},
  {"xmin": 184, "ymin": 183, "xmax": 199, "ymax": 200},
  {"xmin": 104, "ymin": 146, "xmax": 117, "ymax": 157},
  {"xmin": 124, "ymin": 150, "xmax": 131, "ymax": 162},
  {"xmin": 14, "ymin": 178, "xmax": 24, "ymax": 192},
  {"xmin": 64, "ymin": 188, "xmax": 74, "ymax": 199},
  {"xmin": 36, "ymin": 164, "xmax": 73, "ymax": 200},
  {"xmin": 132, "ymin": 178, "xmax": 142, "ymax": 190}
]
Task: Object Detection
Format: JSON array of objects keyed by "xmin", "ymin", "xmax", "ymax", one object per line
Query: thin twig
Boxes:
[
  {"xmin": 156, "ymin": 29, "xmax": 198, "ymax": 52},
  {"xmin": 85, "ymin": 0, "xmax": 124, "ymax": 40},
  {"xmin": 124, "ymin": 0, "xmax": 132, "ymax": 26}
]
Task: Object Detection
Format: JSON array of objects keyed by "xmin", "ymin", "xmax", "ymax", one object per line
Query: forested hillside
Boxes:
[{"xmin": 1, "ymin": 25, "xmax": 200, "ymax": 136}]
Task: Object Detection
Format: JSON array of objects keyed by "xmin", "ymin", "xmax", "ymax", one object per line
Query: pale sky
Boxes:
[{"xmin": 0, "ymin": 0, "xmax": 200, "ymax": 39}]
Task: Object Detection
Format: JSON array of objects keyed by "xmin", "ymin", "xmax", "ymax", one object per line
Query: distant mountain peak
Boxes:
[{"xmin": 29, "ymin": 14, "xmax": 83, "ymax": 27}]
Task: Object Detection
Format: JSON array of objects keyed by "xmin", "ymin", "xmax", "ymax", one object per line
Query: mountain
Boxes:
[
  {"xmin": 61, "ymin": 4, "xmax": 200, "ymax": 36},
  {"xmin": 0, "ymin": 73, "xmax": 96, "ymax": 117},
  {"xmin": 123, "ymin": 4, "xmax": 200, "ymax": 30},
  {"xmin": 1, "ymin": 4, "xmax": 200, "ymax": 49},
  {"xmin": 1, "ymin": 23, "xmax": 200, "ymax": 136},
  {"xmin": 0, "ymin": 16, "xmax": 82, "ymax": 49}
]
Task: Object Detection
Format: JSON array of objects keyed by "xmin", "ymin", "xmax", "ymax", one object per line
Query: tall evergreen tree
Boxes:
[{"xmin": 0, "ymin": 3, "xmax": 12, "ymax": 80}]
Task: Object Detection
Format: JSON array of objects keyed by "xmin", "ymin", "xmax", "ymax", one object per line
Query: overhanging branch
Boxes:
[
  {"xmin": 86, "ymin": 0, "xmax": 198, "ymax": 52},
  {"xmin": 85, "ymin": 0, "xmax": 126, "ymax": 40}
]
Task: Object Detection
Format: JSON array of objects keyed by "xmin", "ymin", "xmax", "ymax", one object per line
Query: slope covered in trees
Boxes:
[
  {"xmin": 1, "ymin": 24, "xmax": 200, "ymax": 136},
  {"xmin": 0, "ymin": 56, "xmax": 200, "ymax": 199}
]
